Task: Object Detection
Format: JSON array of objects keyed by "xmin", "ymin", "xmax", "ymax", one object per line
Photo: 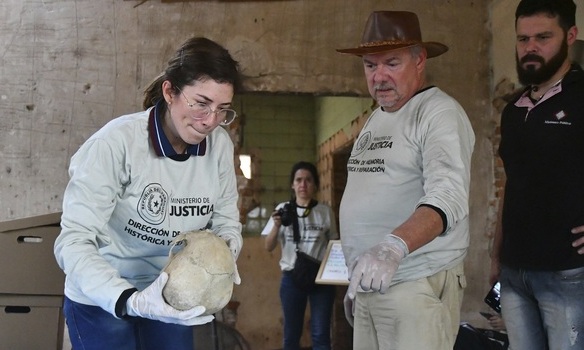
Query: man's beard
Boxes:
[{"xmin": 516, "ymin": 38, "xmax": 569, "ymax": 86}]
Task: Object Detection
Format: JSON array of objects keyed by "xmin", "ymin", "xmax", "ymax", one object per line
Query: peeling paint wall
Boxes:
[
  {"xmin": 0, "ymin": 0, "xmax": 506, "ymax": 348},
  {"xmin": 1, "ymin": 0, "xmax": 491, "ymax": 222}
]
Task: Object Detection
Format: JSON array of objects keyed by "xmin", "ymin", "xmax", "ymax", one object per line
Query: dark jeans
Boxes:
[
  {"xmin": 280, "ymin": 271, "xmax": 336, "ymax": 350},
  {"xmin": 63, "ymin": 296, "xmax": 194, "ymax": 350}
]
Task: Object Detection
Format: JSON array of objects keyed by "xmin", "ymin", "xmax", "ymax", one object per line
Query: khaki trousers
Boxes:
[{"xmin": 353, "ymin": 262, "xmax": 466, "ymax": 350}]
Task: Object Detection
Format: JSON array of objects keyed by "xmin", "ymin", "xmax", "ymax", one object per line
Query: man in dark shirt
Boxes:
[{"xmin": 490, "ymin": 0, "xmax": 584, "ymax": 349}]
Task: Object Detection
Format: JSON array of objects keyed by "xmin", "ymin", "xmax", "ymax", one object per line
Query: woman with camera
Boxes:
[{"xmin": 261, "ymin": 161, "xmax": 338, "ymax": 350}]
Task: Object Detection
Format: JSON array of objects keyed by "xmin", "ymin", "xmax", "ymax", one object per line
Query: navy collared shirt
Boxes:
[{"xmin": 148, "ymin": 100, "xmax": 207, "ymax": 161}]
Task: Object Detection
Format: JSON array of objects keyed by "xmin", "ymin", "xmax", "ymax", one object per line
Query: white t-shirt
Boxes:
[
  {"xmin": 340, "ymin": 87, "xmax": 475, "ymax": 285},
  {"xmin": 261, "ymin": 202, "xmax": 338, "ymax": 271}
]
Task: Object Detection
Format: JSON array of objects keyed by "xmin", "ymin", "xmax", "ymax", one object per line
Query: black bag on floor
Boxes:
[{"xmin": 454, "ymin": 322, "xmax": 508, "ymax": 350}]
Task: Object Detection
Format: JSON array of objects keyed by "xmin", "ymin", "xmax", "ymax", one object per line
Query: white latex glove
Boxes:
[
  {"xmin": 126, "ymin": 272, "xmax": 215, "ymax": 326},
  {"xmin": 347, "ymin": 234, "xmax": 408, "ymax": 299},
  {"xmin": 231, "ymin": 260, "xmax": 242, "ymax": 285},
  {"xmin": 218, "ymin": 233, "xmax": 242, "ymax": 285},
  {"xmin": 343, "ymin": 290, "xmax": 355, "ymax": 327}
]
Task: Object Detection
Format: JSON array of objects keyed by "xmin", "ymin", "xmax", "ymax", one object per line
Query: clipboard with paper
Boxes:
[{"xmin": 315, "ymin": 240, "xmax": 350, "ymax": 285}]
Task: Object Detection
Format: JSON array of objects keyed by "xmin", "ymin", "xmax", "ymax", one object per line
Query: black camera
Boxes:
[{"xmin": 277, "ymin": 203, "xmax": 294, "ymax": 227}]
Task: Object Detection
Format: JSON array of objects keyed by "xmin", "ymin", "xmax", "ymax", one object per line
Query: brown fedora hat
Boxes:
[{"xmin": 336, "ymin": 11, "xmax": 448, "ymax": 58}]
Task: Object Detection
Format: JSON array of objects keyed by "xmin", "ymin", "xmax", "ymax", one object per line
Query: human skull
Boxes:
[{"xmin": 162, "ymin": 230, "xmax": 235, "ymax": 315}]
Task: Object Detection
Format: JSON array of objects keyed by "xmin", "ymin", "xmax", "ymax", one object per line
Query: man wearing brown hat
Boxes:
[{"xmin": 338, "ymin": 11, "xmax": 475, "ymax": 350}]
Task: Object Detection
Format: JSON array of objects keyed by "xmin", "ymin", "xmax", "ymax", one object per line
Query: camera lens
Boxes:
[{"xmin": 279, "ymin": 204, "xmax": 293, "ymax": 227}]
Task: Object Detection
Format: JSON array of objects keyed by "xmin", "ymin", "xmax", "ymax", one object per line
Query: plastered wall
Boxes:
[
  {"xmin": 1, "ymin": 0, "xmax": 491, "ymax": 222},
  {"xmin": 0, "ymin": 0, "xmax": 512, "ymax": 349}
]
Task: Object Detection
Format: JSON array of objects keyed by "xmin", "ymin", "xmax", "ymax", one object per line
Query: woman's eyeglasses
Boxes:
[{"xmin": 179, "ymin": 89, "xmax": 237, "ymax": 126}]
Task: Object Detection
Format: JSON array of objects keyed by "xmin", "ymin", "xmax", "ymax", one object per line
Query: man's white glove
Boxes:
[
  {"xmin": 347, "ymin": 234, "xmax": 409, "ymax": 299},
  {"xmin": 343, "ymin": 290, "xmax": 355, "ymax": 327},
  {"xmin": 126, "ymin": 272, "xmax": 214, "ymax": 326}
]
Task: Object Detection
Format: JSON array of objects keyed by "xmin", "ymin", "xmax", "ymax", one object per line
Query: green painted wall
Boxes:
[
  {"xmin": 236, "ymin": 94, "xmax": 316, "ymax": 234},
  {"xmin": 314, "ymin": 96, "xmax": 374, "ymax": 144},
  {"xmin": 235, "ymin": 94, "xmax": 374, "ymax": 236}
]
